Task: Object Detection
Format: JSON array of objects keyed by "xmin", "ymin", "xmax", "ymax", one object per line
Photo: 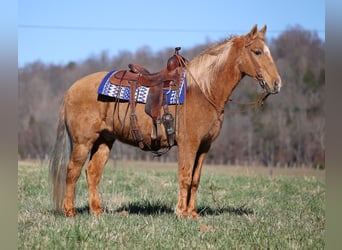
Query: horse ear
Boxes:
[
  {"xmin": 259, "ymin": 25, "xmax": 267, "ymax": 37},
  {"xmin": 247, "ymin": 24, "xmax": 258, "ymax": 40}
]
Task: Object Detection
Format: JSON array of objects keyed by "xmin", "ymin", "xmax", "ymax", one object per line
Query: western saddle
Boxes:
[{"xmin": 109, "ymin": 47, "xmax": 188, "ymax": 152}]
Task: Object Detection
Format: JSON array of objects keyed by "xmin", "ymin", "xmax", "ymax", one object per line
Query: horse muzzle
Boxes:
[
  {"xmin": 272, "ymin": 80, "xmax": 281, "ymax": 94},
  {"xmin": 259, "ymin": 80, "xmax": 281, "ymax": 94}
]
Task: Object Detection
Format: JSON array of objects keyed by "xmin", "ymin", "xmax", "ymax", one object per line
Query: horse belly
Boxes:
[{"xmin": 112, "ymin": 103, "xmax": 177, "ymax": 148}]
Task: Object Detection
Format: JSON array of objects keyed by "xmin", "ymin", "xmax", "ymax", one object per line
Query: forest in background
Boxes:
[{"xmin": 18, "ymin": 26, "xmax": 325, "ymax": 168}]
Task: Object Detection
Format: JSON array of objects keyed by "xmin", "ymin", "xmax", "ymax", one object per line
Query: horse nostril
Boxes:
[{"xmin": 274, "ymin": 81, "xmax": 281, "ymax": 92}]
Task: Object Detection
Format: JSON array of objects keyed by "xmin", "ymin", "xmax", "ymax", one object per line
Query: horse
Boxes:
[{"xmin": 49, "ymin": 24, "xmax": 281, "ymax": 218}]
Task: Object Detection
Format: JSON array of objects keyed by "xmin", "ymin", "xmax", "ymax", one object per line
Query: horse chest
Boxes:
[
  {"xmin": 208, "ymin": 116, "xmax": 224, "ymax": 141},
  {"xmin": 194, "ymin": 112, "xmax": 224, "ymax": 142}
]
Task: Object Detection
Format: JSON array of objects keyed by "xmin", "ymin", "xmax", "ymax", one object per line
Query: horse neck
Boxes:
[{"xmin": 187, "ymin": 39, "xmax": 243, "ymax": 112}]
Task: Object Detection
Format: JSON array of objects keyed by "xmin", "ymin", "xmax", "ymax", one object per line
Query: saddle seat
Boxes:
[
  {"xmin": 109, "ymin": 47, "xmax": 187, "ymax": 89},
  {"xmin": 126, "ymin": 63, "xmax": 179, "ymax": 90},
  {"xmin": 108, "ymin": 47, "xmax": 188, "ymax": 152},
  {"xmin": 128, "ymin": 63, "xmax": 150, "ymax": 74}
]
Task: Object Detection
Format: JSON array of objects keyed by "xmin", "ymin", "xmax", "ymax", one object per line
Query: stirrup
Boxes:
[{"xmin": 162, "ymin": 112, "xmax": 175, "ymax": 146}]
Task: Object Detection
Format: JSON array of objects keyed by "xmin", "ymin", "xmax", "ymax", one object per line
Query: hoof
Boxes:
[
  {"xmin": 90, "ymin": 203, "xmax": 103, "ymax": 216},
  {"xmin": 189, "ymin": 211, "xmax": 201, "ymax": 220},
  {"xmin": 175, "ymin": 207, "xmax": 200, "ymax": 219},
  {"xmin": 175, "ymin": 206, "xmax": 189, "ymax": 218},
  {"xmin": 64, "ymin": 209, "xmax": 77, "ymax": 217},
  {"xmin": 176, "ymin": 211, "xmax": 190, "ymax": 218}
]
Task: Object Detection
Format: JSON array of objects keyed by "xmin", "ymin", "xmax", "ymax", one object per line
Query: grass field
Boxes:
[{"xmin": 18, "ymin": 160, "xmax": 325, "ymax": 249}]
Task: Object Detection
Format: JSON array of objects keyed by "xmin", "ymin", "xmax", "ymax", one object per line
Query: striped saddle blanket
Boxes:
[{"xmin": 97, "ymin": 70, "xmax": 186, "ymax": 105}]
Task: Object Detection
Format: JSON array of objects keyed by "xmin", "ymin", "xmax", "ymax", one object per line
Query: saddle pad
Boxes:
[{"xmin": 97, "ymin": 70, "xmax": 186, "ymax": 105}]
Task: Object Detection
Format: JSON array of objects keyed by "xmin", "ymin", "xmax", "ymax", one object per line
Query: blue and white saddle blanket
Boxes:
[{"xmin": 97, "ymin": 70, "xmax": 186, "ymax": 105}]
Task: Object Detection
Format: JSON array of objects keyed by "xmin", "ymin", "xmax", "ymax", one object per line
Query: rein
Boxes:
[{"xmin": 227, "ymin": 91, "xmax": 270, "ymax": 113}]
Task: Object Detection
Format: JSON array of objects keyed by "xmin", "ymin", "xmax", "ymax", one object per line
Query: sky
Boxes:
[{"xmin": 18, "ymin": 0, "xmax": 325, "ymax": 67}]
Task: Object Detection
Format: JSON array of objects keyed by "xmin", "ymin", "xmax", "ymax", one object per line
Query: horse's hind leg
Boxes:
[
  {"xmin": 86, "ymin": 138, "xmax": 114, "ymax": 215},
  {"xmin": 64, "ymin": 143, "xmax": 92, "ymax": 217}
]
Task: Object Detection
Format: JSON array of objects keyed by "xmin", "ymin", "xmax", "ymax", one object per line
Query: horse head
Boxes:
[{"xmin": 239, "ymin": 24, "xmax": 281, "ymax": 94}]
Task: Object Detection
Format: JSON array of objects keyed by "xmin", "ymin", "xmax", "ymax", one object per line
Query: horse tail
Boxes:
[{"xmin": 48, "ymin": 97, "xmax": 71, "ymax": 212}]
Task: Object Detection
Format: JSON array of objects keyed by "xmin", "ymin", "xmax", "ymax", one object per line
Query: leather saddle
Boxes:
[
  {"xmin": 110, "ymin": 47, "xmax": 187, "ymax": 88},
  {"xmin": 109, "ymin": 47, "xmax": 188, "ymax": 151}
]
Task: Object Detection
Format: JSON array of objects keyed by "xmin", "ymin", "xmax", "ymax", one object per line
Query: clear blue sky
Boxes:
[{"xmin": 18, "ymin": 0, "xmax": 325, "ymax": 67}]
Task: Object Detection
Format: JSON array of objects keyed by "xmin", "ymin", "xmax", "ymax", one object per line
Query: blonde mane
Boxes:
[{"xmin": 187, "ymin": 36, "xmax": 236, "ymax": 95}]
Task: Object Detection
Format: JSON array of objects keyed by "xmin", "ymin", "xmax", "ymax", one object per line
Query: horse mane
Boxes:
[{"xmin": 187, "ymin": 35, "xmax": 240, "ymax": 95}]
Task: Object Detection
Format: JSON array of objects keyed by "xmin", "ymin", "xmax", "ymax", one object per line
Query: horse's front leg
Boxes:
[
  {"xmin": 175, "ymin": 144, "xmax": 197, "ymax": 218},
  {"xmin": 187, "ymin": 150, "xmax": 209, "ymax": 219}
]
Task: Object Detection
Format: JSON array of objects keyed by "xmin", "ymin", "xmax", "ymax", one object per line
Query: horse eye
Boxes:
[{"xmin": 254, "ymin": 50, "xmax": 262, "ymax": 56}]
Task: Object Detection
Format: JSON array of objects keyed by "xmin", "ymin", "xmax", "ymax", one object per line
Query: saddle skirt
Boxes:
[{"xmin": 97, "ymin": 70, "xmax": 187, "ymax": 104}]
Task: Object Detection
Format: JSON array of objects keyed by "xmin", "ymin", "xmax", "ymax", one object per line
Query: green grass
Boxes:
[{"xmin": 18, "ymin": 161, "xmax": 325, "ymax": 249}]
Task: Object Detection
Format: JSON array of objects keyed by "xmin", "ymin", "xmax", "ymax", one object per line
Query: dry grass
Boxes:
[
  {"xmin": 19, "ymin": 159, "xmax": 325, "ymax": 177},
  {"xmin": 106, "ymin": 160, "xmax": 325, "ymax": 178}
]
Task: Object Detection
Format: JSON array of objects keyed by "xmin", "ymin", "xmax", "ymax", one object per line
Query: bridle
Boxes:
[
  {"xmin": 241, "ymin": 40, "xmax": 272, "ymax": 105},
  {"xmin": 180, "ymin": 42, "xmax": 271, "ymax": 115},
  {"xmin": 244, "ymin": 40, "xmax": 271, "ymax": 93},
  {"xmin": 224, "ymin": 41, "xmax": 271, "ymax": 113}
]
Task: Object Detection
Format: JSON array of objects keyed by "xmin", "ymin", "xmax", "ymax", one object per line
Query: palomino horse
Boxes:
[{"xmin": 49, "ymin": 24, "xmax": 281, "ymax": 218}]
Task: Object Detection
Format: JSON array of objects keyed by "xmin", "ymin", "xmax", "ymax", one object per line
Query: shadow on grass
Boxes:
[
  {"xmin": 72, "ymin": 202, "xmax": 173, "ymax": 216},
  {"xmin": 72, "ymin": 201, "xmax": 253, "ymax": 217},
  {"xmin": 197, "ymin": 204, "xmax": 254, "ymax": 216},
  {"xmin": 114, "ymin": 201, "xmax": 174, "ymax": 215},
  {"xmin": 51, "ymin": 204, "xmax": 254, "ymax": 218}
]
